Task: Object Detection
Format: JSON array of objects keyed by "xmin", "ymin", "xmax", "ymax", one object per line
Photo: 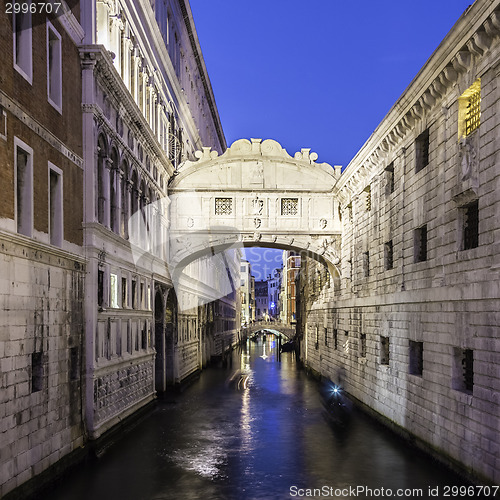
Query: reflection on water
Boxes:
[{"xmin": 38, "ymin": 335, "xmax": 469, "ymax": 500}]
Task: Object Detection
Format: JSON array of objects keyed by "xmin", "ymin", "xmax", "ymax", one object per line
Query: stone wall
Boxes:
[
  {"xmin": 0, "ymin": 235, "xmax": 85, "ymax": 497},
  {"xmin": 300, "ymin": 0, "xmax": 500, "ymax": 484}
]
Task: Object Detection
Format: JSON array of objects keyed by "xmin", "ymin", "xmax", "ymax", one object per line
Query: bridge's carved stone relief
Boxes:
[{"xmin": 168, "ymin": 138, "xmax": 343, "ymax": 273}]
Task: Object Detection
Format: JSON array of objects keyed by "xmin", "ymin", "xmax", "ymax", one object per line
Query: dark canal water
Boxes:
[{"xmin": 38, "ymin": 336, "xmax": 473, "ymax": 500}]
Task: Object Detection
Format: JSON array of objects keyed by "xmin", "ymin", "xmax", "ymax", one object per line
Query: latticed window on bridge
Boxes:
[
  {"xmin": 215, "ymin": 197, "xmax": 232, "ymax": 215},
  {"xmin": 459, "ymin": 79, "xmax": 481, "ymax": 139},
  {"xmin": 281, "ymin": 198, "xmax": 298, "ymax": 215}
]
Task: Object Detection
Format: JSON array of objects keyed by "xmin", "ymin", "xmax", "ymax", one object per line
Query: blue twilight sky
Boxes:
[{"xmin": 188, "ymin": 0, "xmax": 474, "ymax": 278}]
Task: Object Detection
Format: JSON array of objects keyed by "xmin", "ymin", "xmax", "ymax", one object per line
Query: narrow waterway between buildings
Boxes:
[{"xmin": 38, "ymin": 335, "xmax": 472, "ymax": 500}]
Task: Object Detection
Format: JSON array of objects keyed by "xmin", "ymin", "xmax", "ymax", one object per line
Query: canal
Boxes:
[{"xmin": 38, "ymin": 335, "xmax": 471, "ymax": 500}]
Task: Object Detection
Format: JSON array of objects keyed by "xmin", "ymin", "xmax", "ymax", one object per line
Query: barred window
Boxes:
[
  {"xmin": 359, "ymin": 333, "xmax": 367, "ymax": 358},
  {"xmin": 459, "ymin": 79, "xmax": 481, "ymax": 139},
  {"xmin": 453, "ymin": 347, "xmax": 474, "ymax": 393},
  {"xmin": 364, "ymin": 185, "xmax": 371, "ymax": 211},
  {"xmin": 462, "ymin": 200, "xmax": 479, "ymax": 250},
  {"xmin": 281, "ymin": 198, "xmax": 298, "ymax": 216},
  {"xmin": 380, "ymin": 336, "xmax": 389, "ymax": 365},
  {"xmin": 215, "ymin": 197, "xmax": 232, "ymax": 215},
  {"xmin": 363, "ymin": 251, "xmax": 370, "ymax": 277}
]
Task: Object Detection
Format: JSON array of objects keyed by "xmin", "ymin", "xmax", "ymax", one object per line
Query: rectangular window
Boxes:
[
  {"xmin": 140, "ymin": 282, "xmax": 145, "ymax": 309},
  {"xmin": 452, "ymin": 348, "xmax": 474, "ymax": 393},
  {"xmin": 15, "ymin": 138, "xmax": 33, "ymax": 237},
  {"xmin": 215, "ymin": 197, "xmax": 232, "ymax": 215},
  {"xmin": 384, "ymin": 240, "xmax": 393, "ymax": 270},
  {"xmin": 363, "ymin": 251, "xmax": 370, "ymax": 277},
  {"xmin": 13, "ymin": 5, "xmax": 33, "ymax": 83},
  {"xmin": 459, "ymin": 79, "xmax": 481, "ymax": 139},
  {"xmin": 385, "ymin": 162, "xmax": 394, "ymax": 195},
  {"xmin": 409, "ymin": 340, "xmax": 423, "ymax": 376},
  {"xmin": 31, "ymin": 352, "xmax": 43, "ymax": 392},
  {"xmin": 359, "ymin": 333, "xmax": 366, "ymax": 358},
  {"xmin": 462, "ymin": 200, "xmax": 479, "ymax": 250},
  {"xmin": 121, "ymin": 277, "xmax": 128, "ymax": 307},
  {"xmin": 333, "ymin": 329, "xmax": 338, "ymax": 350},
  {"xmin": 324, "ymin": 327, "xmax": 328, "ymax": 346},
  {"xmin": 47, "ymin": 21, "xmax": 62, "ymax": 111},
  {"xmin": 281, "ymin": 198, "xmax": 298, "ymax": 216},
  {"xmin": 415, "ymin": 129, "xmax": 429, "ymax": 173},
  {"xmin": 116, "ymin": 325, "xmax": 122, "ymax": 356},
  {"xmin": 364, "ymin": 185, "xmax": 371, "ymax": 211},
  {"xmin": 380, "ymin": 336, "xmax": 389, "ymax": 365},
  {"xmin": 110, "ymin": 273, "xmax": 119, "ymax": 308},
  {"xmin": 344, "ymin": 331, "xmax": 349, "ymax": 353},
  {"xmin": 49, "ymin": 164, "xmax": 63, "ymax": 247},
  {"xmin": 414, "ymin": 225, "xmax": 427, "ymax": 263},
  {"xmin": 98, "ymin": 269, "xmax": 104, "ymax": 308},
  {"xmin": 132, "ymin": 279, "xmax": 137, "ymax": 309}
]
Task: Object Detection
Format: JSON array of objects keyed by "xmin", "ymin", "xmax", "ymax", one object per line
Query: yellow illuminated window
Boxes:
[{"xmin": 459, "ymin": 79, "xmax": 480, "ymax": 139}]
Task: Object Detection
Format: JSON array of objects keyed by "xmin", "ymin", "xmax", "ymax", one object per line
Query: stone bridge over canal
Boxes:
[{"xmin": 167, "ymin": 138, "xmax": 343, "ymax": 277}]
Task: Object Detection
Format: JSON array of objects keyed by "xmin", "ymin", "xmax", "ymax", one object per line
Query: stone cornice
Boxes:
[
  {"xmin": 0, "ymin": 228, "xmax": 86, "ymax": 266},
  {"xmin": 335, "ymin": 0, "xmax": 500, "ymax": 204},
  {"xmin": 56, "ymin": 1, "xmax": 85, "ymax": 44}
]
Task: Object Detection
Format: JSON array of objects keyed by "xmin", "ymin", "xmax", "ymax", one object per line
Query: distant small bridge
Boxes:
[{"xmin": 241, "ymin": 321, "xmax": 296, "ymax": 340}]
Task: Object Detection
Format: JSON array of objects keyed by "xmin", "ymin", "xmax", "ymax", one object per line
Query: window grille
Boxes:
[
  {"xmin": 462, "ymin": 349, "xmax": 474, "ymax": 392},
  {"xmin": 281, "ymin": 198, "xmax": 298, "ymax": 216},
  {"xmin": 380, "ymin": 336, "xmax": 390, "ymax": 365},
  {"xmin": 460, "ymin": 80, "xmax": 481, "ymax": 138},
  {"xmin": 462, "ymin": 200, "xmax": 479, "ymax": 250},
  {"xmin": 359, "ymin": 334, "xmax": 367, "ymax": 357},
  {"xmin": 363, "ymin": 251, "xmax": 370, "ymax": 277},
  {"xmin": 364, "ymin": 185, "xmax": 371, "ymax": 211},
  {"xmin": 215, "ymin": 197, "xmax": 232, "ymax": 215},
  {"xmin": 465, "ymin": 92, "xmax": 480, "ymax": 136}
]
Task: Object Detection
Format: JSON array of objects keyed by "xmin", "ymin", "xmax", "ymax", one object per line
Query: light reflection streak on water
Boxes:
[{"xmin": 240, "ymin": 345, "xmax": 253, "ymax": 451}]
